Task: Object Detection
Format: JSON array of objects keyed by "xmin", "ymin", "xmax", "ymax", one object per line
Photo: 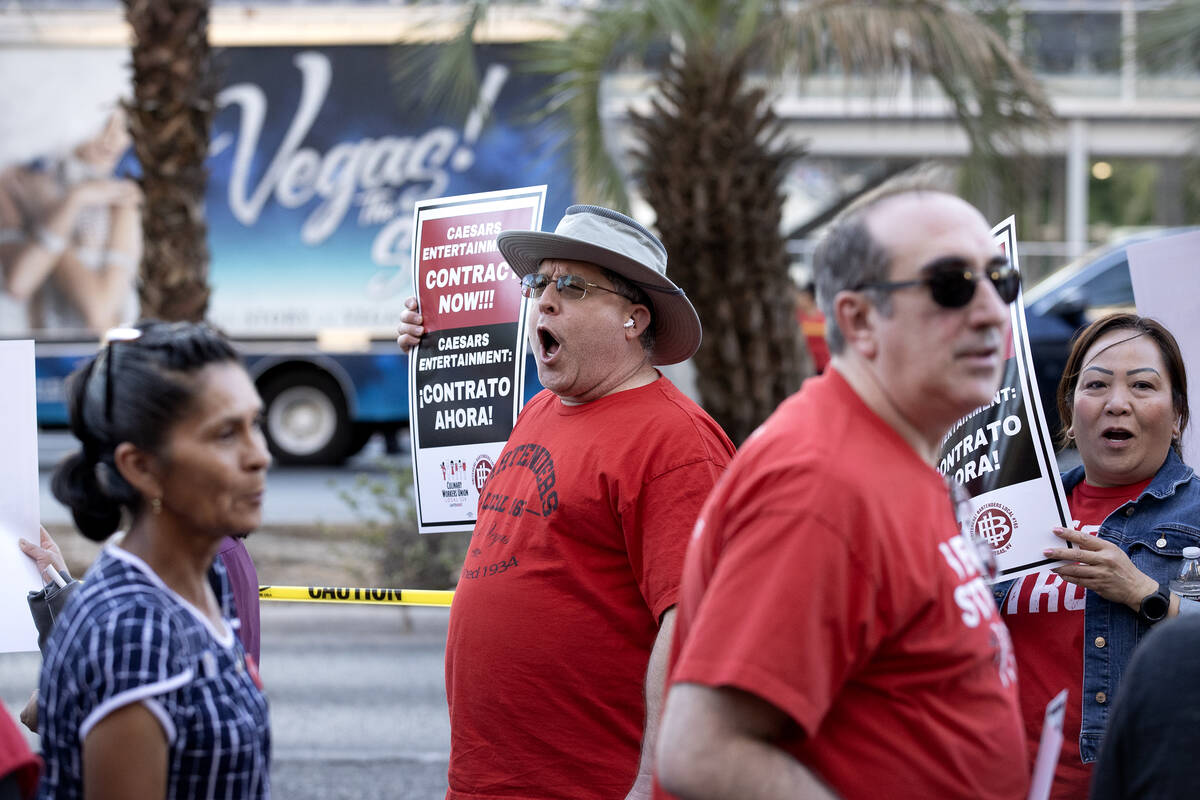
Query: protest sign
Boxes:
[
  {"xmin": 937, "ymin": 218, "xmax": 1072, "ymax": 582},
  {"xmin": 1028, "ymin": 689, "xmax": 1069, "ymax": 800},
  {"xmin": 409, "ymin": 186, "xmax": 545, "ymax": 533},
  {"xmin": 1128, "ymin": 229, "xmax": 1200, "ymax": 470},
  {"xmin": 0, "ymin": 340, "xmax": 43, "ymax": 653}
]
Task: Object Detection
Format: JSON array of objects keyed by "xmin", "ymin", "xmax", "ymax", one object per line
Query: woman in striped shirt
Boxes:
[{"xmin": 37, "ymin": 320, "xmax": 271, "ymax": 800}]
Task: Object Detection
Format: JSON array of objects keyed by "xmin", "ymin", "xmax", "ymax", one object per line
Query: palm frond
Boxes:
[
  {"xmin": 389, "ymin": 0, "xmax": 488, "ymax": 119},
  {"xmin": 521, "ymin": 4, "xmax": 667, "ymax": 208},
  {"xmin": 782, "ymin": 0, "xmax": 1053, "ymax": 192},
  {"xmin": 1138, "ymin": 0, "xmax": 1200, "ymax": 72}
]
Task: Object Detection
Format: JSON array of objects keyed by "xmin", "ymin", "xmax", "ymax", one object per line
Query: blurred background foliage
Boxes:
[{"xmin": 337, "ymin": 463, "xmax": 469, "ymax": 590}]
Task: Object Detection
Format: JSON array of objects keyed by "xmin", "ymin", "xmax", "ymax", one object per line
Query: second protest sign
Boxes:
[{"xmin": 409, "ymin": 186, "xmax": 546, "ymax": 533}]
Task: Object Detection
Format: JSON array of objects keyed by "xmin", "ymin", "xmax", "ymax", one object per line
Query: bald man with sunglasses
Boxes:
[
  {"xmin": 397, "ymin": 205, "xmax": 735, "ymax": 800},
  {"xmin": 655, "ymin": 188, "xmax": 1029, "ymax": 800}
]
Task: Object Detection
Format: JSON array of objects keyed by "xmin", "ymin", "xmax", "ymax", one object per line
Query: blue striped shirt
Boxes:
[{"xmin": 37, "ymin": 544, "xmax": 270, "ymax": 799}]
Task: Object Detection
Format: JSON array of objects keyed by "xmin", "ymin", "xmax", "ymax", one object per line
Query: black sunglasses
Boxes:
[
  {"xmin": 854, "ymin": 256, "xmax": 1020, "ymax": 309},
  {"xmin": 520, "ymin": 273, "xmax": 625, "ymax": 301},
  {"xmin": 101, "ymin": 327, "xmax": 143, "ymax": 423}
]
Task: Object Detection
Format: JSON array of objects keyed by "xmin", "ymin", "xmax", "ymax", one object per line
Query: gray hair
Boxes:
[
  {"xmin": 813, "ymin": 214, "xmax": 893, "ymax": 354},
  {"xmin": 604, "ymin": 268, "xmax": 657, "ymax": 356}
]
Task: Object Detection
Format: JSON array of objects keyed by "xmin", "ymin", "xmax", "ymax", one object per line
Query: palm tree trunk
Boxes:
[
  {"xmin": 631, "ymin": 45, "xmax": 809, "ymax": 444},
  {"xmin": 124, "ymin": 0, "xmax": 215, "ymax": 322}
]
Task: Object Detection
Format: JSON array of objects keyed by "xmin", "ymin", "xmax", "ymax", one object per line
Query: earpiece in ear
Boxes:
[{"xmin": 623, "ymin": 319, "xmax": 635, "ymax": 329}]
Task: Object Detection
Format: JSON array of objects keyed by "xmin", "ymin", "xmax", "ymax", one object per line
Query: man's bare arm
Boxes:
[
  {"xmin": 656, "ymin": 683, "xmax": 837, "ymax": 800},
  {"xmin": 625, "ymin": 607, "xmax": 676, "ymax": 800}
]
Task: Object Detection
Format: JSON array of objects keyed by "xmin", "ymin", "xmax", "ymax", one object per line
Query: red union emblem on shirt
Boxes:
[
  {"xmin": 972, "ymin": 502, "xmax": 1018, "ymax": 555},
  {"xmin": 472, "ymin": 455, "xmax": 494, "ymax": 493}
]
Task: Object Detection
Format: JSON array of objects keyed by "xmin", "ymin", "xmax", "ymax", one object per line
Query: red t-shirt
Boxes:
[
  {"xmin": 0, "ymin": 709, "xmax": 39, "ymax": 800},
  {"xmin": 444, "ymin": 378, "xmax": 735, "ymax": 800},
  {"xmin": 1002, "ymin": 478, "xmax": 1149, "ymax": 799},
  {"xmin": 661, "ymin": 370, "xmax": 1028, "ymax": 799}
]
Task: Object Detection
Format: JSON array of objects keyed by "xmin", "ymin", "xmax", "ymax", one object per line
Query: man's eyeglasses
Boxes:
[
  {"xmin": 520, "ymin": 273, "xmax": 625, "ymax": 301},
  {"xmin": 854, "ymin": 257, "xmax": 1020, "ymax": 309}
]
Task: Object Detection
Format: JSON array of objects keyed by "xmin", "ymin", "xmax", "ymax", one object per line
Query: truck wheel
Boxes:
[{"xmin": 259, "ymin": 372, "xmax": 354, "ymax": 466}]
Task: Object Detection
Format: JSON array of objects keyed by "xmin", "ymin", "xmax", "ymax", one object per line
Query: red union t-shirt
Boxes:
[
  {"xmin": 661, "ymin": 370, "xmax": 1028, "ymax": 800},
  {"xmin": 1002, "ymin": 478, "xmax": 1149, "ymax": 799},
  {"xmin": 0, "ymin": 707, "xmax": 39, "ymax": 799},
  {"xmin": 444, "ymin": 377, "xmax": 735, "ymax": 800}
]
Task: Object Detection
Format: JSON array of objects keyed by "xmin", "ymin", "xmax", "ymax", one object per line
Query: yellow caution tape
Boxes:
[{"xmin": 258, "ymin": 585, "xmax": 454, "ymax": 607}]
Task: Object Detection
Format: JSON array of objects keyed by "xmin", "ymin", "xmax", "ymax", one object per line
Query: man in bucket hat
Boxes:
[{"xmin": 397, "ymin": 204, "xmax": 735, "ymax": 800}]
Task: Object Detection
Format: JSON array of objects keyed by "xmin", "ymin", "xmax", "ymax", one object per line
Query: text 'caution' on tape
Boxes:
[{"xmin": 258, "ymin": 585, "xmax": 454, "ymax": 607}]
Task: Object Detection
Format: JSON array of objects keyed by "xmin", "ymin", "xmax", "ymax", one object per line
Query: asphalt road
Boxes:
[
  {"xmin": 37, "ymin": 430, "xmax": 408, "ymax": 528},
  {"xmin": 0, "ymin": 603, "xmax": 452, "ymax": 800},
  {"xmin": 262, "ymin": 603, "xmax": 451, "ymax": 799}
]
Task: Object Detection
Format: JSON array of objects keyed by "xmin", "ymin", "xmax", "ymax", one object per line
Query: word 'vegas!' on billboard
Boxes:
[{"xmin": 215, "ymin": 50, "xmax": 512, "ymax": 292}]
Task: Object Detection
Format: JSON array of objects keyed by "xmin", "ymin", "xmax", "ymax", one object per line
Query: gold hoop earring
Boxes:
[{"xmin": 151, "ymin": 497, "xmax": 162, "ymax": 515}]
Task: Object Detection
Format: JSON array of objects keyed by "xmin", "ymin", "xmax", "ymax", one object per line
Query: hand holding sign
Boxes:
[
  {"xmin": 18, "ymin": 526, "xmax": 68, "ymax": 583},
  {"xmin": 408, "ymin": 187, "xmax": 547, "ymax": 533},
  {"xmin": 1047, "ymin": 526, "xmax": 1159, "ymax": 610},
  {"xmin": 396, "ymin": 296, "xmax": 424, "ymax": 352}
]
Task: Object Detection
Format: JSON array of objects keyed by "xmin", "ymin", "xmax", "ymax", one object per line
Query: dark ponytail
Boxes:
[{"xmin": 50, "ymin": 320, "xmax": 240, "ymax": 541}]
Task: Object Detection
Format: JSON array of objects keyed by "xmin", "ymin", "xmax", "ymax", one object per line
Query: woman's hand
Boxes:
[
  {"xmin": 20, "ymin": 690, "xmax": 38, "ymax": 733},
  {"xmin": 1045, "ymin": 527, "xmax": 1158, "ymax": 611},
  {"xmin": 395, "ymin": 296, "xmax": 424, "ymax": 353},
  {"xmin": 19, "ymin": 526, "xmax": 67, "ymax": 580}
]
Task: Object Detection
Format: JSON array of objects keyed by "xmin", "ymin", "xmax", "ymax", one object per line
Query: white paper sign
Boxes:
[
  {"xmin": 0, "ymin": 340, "xmax": 44, "ymax": 653},
  {"xmin": 408, "ymin": 186, "xmax": 546, "ymax": 534},
  {"xmin": 1027, "ymin": 688, "xmax": 1069, "ymax": 800},
  {"xmin": 1128, "ymin": 229, "xmax": 1200, "ymax": 470}
]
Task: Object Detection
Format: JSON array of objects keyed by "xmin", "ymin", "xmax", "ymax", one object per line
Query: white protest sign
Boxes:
[
  {"xmin": 409, "ymin": 186, "xmax": 546, "ymax": 534},
  {"xmin": 1128, "ymin": 229, "xmax": 1200, "ymax": 470},
  {"xmin": 1027, "ymin": 688, "xmax": 1069, "ymax": 800},
  {"xmin": 0, "ymin": 340, "xmax": 43, "ymax": 653},
  {"xmin": 937, "ymin": 218, "xmax": 1072, "ymax": 582}
]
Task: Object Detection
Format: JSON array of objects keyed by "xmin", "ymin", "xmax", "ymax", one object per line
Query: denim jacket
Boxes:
[{"xmin": 993, "ymin": 449, "xmax": 1200, "ymax": 763}]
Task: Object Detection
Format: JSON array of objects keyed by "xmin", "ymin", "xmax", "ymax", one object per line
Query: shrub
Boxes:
[{"xmin": 336, "ymin": 461, "xmax": 469, "ymax": 590}]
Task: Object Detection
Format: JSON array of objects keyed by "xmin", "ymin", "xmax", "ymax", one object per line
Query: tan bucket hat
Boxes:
[{"xmin": 497, "ymin": 204, "xmax": 701, "ymax": 365}]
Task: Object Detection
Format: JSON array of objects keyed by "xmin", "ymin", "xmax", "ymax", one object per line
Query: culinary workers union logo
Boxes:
[
  {"xmin": 472, "ymin": 455, "xmax": 494, "ymax": 493},
  {"xmin": 972, "ymin": 502, "xmax": 1018, "ymax": 555}
]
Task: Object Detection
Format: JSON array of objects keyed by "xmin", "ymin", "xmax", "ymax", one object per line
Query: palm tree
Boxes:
[
  {"xmin": 123, "ymin": 0, "xmax": 216, "ymax": 322},
  {"xmin": 407, "ymin": 0, "xmax": 1053, "ymax": 443},
  {"xmin": 626, "ymin": 44, "xmax": 807, "ymax": 442}
]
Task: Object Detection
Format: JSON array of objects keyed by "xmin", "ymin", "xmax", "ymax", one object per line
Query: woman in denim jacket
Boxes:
[{"xmin": 994, "ymin": 313, "xmax": 1198, "ymax": 799}]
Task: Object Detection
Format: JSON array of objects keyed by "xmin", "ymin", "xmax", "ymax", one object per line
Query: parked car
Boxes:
[{"xmin": 1023, "ymin": 227, "xmax": 1199, "ymax": 437}]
